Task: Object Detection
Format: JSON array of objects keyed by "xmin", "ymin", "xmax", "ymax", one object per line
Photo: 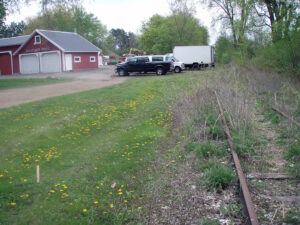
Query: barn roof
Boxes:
[
  {"xmin": 14, "ymin": 29, "xmax": 101, "ymax": 55},
  {"xmin": 38, "ymin": 30, "xmax": 101, "ymax": 52},
  {"xmin": 0, "ymin": 35, "xmax": 29, "ymax": 47}
]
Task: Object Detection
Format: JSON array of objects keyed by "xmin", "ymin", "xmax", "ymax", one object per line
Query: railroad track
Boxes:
[{"xmin": 214, "ymin": 90, "xmax": 300, "ymax": 225}]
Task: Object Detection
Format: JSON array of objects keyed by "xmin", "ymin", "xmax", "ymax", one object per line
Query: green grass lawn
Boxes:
[
  {"xmin": 0, "ymin": 73, "xmax": 205, "ymax": 224},
  {"xmin": 0, "ymin": 78, "xmax": 70, "ymax": 90}
]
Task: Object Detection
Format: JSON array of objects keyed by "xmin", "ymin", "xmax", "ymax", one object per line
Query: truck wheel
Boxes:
[
  {"xmin": 156, "ymin": 67, "xmax": 164, "ymax": 75},
  {"xmin": 118, "ymin": 69, "xmax": 127, "ymax": 76},
  {"xmin": 174, "ymin": 67, "xmax": 181, "ymax": 73},
  {"xmin": 192, "ymin": 63, "xmax": 199, "ymax": 70}
]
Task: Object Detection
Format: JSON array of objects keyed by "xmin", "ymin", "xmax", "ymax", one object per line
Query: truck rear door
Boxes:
[{"xmin": 136, "ymin": 57, "xmax": 147, "ymax": 72}]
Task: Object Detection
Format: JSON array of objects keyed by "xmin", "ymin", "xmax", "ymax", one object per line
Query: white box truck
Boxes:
[{"xmin": 173, "ymin": 46, "xmax": 215, "ymax": 69}]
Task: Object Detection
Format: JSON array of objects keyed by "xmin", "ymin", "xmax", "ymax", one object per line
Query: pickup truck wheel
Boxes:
[
  {"xmin": 174, "ymin": 67, "xmax": 181, "ymax": 73},
  {"xmin": 118, "ymin": 69, "xmax": 127, "ymax": 76},
  {"xmin": 156, "ymin": 67, "xmax": 164, "ymax": 75}
]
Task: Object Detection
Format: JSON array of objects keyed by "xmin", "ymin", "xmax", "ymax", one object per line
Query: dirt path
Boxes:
[{"xmin": 0, "ymin": 67, "xmax": 128, "ymax": 109}]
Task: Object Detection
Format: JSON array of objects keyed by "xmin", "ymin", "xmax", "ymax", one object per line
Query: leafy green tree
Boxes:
[
  {"xmin": 109, "ymin": 29, "xmax": 137, "ymax": 55},
  {"xmin": 0, "ymin": 1, "xmax": 6, "ymax": 27},
  {"xmin": 138, "ymin": 14, "xmax": 208, "ymax": 54},
  {"xmin": 24, "ymin": 7, "xmax": 108, "ymax": 49},
  {"xmin": 24, "ymin": 6, "xmax": 73, "ymax": 32},
  {"xmin": 0, "ymin": 21, "xmax": 25, "ymax": 38},
  {"xmin": 110, "ymin": 28, "xmax": 129, "ymax": 52},
  {"xmin": 254, "ymin": 0, "xmax": 299, "ymax": 42},
  {"xmin": 72, "ymin": 7, "xmax": 107, "ymax": 47}
]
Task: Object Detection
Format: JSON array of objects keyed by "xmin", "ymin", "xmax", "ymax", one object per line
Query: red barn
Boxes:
[
  {"xmin": 0, "ymin": 35, "xmax": 29, "ymax": 75},
  {"xmin": 0, "ymin": 29, "xmax": 103, "ymax": 75}
]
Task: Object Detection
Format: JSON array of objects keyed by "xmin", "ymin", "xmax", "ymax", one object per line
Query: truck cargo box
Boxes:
[{"xmin": 173, "ymin": 46, "xmax": 215, "ymax": 69}]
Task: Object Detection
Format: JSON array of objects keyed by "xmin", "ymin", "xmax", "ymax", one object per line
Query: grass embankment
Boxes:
[
  {"xmin": 0, "ymin": 78, "xmax": 70, "ymax": 90},
  {"xmin": 1, "ymin": 67, "xmax": 298, "ymax": 224},
  {"xmin": 0, "ymin": 73, "xmax": 205, "ymax": 224}
]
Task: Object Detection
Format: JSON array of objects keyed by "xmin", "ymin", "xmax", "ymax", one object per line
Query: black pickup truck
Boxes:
[{"xmin": 116, "ymin": 56, "xmax": 171, "ymax": 76}]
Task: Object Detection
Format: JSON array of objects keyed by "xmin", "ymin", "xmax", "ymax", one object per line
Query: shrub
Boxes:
[
  {"xmin": 202, "ymin": 165, "xmax": 235, "ymax": 191},
  {"xmin": 283, "ymin": 211, "xmax": 300, "ymax": 225},
  {"xmin": 286, "ymin": 143, "xmax": 300, "ymax": 176}
]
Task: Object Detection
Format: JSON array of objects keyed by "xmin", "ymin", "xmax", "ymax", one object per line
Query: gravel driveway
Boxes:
[{"xmin": 0, "ymin": 66, "xmax": 128, "ymax": 109}]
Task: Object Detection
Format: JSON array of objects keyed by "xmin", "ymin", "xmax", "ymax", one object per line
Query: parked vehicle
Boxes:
[
  {"xmin": 115, "ymin": 56, "xmax": 172, "ymax": 76},
  {"xmin": 164, "ymin": 54, "xmax": 185, "ymax": 73},
  {"xmin": 173, "ymin": 46, "xmax": 215, "ymax": 69},
  {"xmin": 142, "ymin": 54, "xmax": 185, "ymax": 73}
]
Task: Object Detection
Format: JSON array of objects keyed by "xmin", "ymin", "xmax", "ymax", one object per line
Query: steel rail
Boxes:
[
  {"xmin": 214, "ymin": 90, "xmax": 259, "ymax": 225},
  {"xmin": 272, "ymin": 107, "xmax": 300, "ymax": 127}
]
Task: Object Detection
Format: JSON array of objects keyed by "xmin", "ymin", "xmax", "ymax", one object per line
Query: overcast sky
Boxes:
[{"xmin": 6, "ymin": 0, "xmax": 219, "ymax": 44}]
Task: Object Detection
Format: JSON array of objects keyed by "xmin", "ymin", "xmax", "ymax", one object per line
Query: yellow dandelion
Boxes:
[
  {"xmin": 124, "ymin": 200, "xmax": 127, "ymax": 203},
  {"xmin": 10, "ymin": 202, "xmax": 16, "ymax": 206},
  {"xmin": 83, "ymin": 209, "xmax": 87, "ymax": 213},
  {"xmin": 110, "ymin": 204, "xmax": 114, "ymax": 208},
  {"xmin": 94, "ymin": 201, "xmax": 99, "ymax": 205},
  {"xmin": 0, "ymin": 174, "xmax": 4, "ymax": 178},
  {"xmin": 23, "ymin": 179, "xmax": 27, "ymax": 182}
]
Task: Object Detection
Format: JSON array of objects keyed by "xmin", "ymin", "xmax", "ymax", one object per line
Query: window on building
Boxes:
[
  {"xmin": 90, "ymin": 56, "xmax": 96, "ymax": 62},
  {"xmin": 34, "ymin": 35, "xmax": 41, "ymax": 44},
  {"xmin": 74, "ymin": 56, "xmax": 81, "ymax": 63}
]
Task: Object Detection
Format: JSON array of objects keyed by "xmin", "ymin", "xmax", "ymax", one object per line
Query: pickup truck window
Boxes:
[
  {"xmin": 137, "ymin": 57, "xmax": 149, "ymax": 62},
  {"xmin": 152, "ymin": 57, "xmax": 164, "ymax": 61},
  {"xmin": 128, "ymin": 58, "xmax": 137, "ymax": 63}
]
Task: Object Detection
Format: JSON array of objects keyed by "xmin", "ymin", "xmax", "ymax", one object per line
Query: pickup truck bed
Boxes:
[{"xmin": 116, "ymin": 57, "xmax": 171, "ymax": 76}]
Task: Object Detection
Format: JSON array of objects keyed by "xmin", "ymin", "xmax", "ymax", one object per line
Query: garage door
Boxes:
[
  {"xmin": 20, "ymin": 54, "xmax": 39, "ymax": 74},
  {"xmin": 41, "ymin": 52, "xmax": 61, "ymax": 73},
  {"xmin": 0, "ymin": 53, "xmax": 12, "ymax": 75}
]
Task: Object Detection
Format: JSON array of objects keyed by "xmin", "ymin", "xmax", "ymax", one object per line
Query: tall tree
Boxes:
[
  {"xmin": 109, "ymin": 28, "xmax": 137, "ymax": 54},
  {"xmin": 0, "ymin": 21, "xmax": 25, "ymax": 38},
  {"xmin": 254, "ymin": 0, "xmax": 299, "ymax": 41},
  {"xmin": 24, "ymin": 7, "xmax": 108, "ymax": 48},
  {"xmin": 169, "ymin": 0, "xmax": 198, "ymax": 44},
  {"xmin": 138, "ymin": 14, "xmax": 208, "ymax": 54},
  {"xmin": 0, "ymin": 1, "xmax": 6, "ymax": 27},
  {"xmin": 72, "ymin": 7, "xmax": 107, "ymax": 47}
]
